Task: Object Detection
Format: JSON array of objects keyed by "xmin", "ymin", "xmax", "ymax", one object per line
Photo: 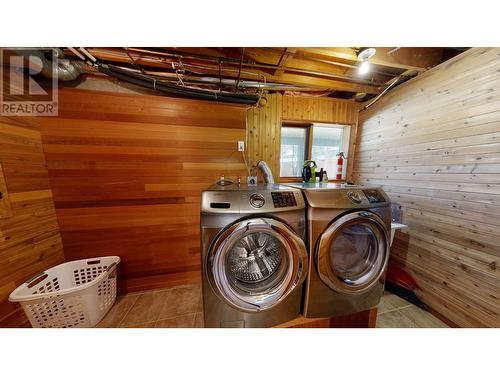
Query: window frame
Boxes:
[
  {"xmin": 279, "ymin": 122, "xmax": 312, "ymax": 179},
  {"xmin": 279, "ymin": 121, "xmax": 351, "ymax": 181}
]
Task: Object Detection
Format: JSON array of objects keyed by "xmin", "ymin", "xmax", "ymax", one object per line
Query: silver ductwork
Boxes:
[
  {"xmin": 14, "ymin": 48, "xmax": 86, "ymax": 81},
  {"xmin": 257, "ymin": 161, "xmax": 275, "ymax": 184}
]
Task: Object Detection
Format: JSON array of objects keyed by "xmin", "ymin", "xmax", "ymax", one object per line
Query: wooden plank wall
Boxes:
[
  {"xmin": 354, "ymin": 47, "xmax": 500, "ymax": 327},
  {"xmin": 34, "ymin": 88, "xmax": 248, "ymax": 293},
  {"xmin": 0, "ymin": 116, "xmax": 65, "ymax": 327},
  {"xmin": 282, "ymin": 95, "xmax": 358, "ymax": 124},
  {"xmin": 246, "ymin": 94, "xmax": 359, "ymax": 181},
  {"xmin": 246, "ymin": 94, "xmax": 283, "ymax": 179}
]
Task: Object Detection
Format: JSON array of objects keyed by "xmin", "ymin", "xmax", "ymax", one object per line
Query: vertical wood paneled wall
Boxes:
[
  {"xmin": 246, "ymin": 94, "xmax": 359, "ymax": 180},
  {"xmin": 246, "ymin": 94, "xmax": 283, "ymax": 179},
  {"xmin": 354, "ymin": 48, "xmax": 500, "ymax": 327},
  {"xmin": 282, "ymin": 95, "xmax": 358, "ymax": 124},
  {"xmin": 0, "ymin": 116, "xmax": 64, "ymax": 327},
  {"xmin": 35, "ymin": 88, "xmax": 247, "ymax": 293}
]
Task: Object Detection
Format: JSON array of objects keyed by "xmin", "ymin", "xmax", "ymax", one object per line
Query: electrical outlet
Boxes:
[
  {"xmin": 247, "ymin": 176, "xmax": 257, "ymax": 185},
  {"xmin": 238, "ymin": 141, "xmax": 245, "ymax": 152}
]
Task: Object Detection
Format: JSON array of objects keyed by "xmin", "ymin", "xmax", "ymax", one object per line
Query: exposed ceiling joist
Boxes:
[
  {"xmin": 274, "ymin": 48, "xmax": 296, "ymax": 76},
  {"xmin": 61, "ymin": 47, "xmax": 464, "ymax": 100},
  {"xmin": 298, "ymin": 47, "xmax": 444, "ymax": 72},
  {"xmin": 267, "ymin": 72, "xmax": 381, "ymax": 94},
  {"xmin": 80, "ymin": 48, "xmax": 382, "ymax": 94}
]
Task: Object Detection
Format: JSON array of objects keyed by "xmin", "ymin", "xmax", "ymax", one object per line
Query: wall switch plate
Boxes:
[{"xmin": 238, "ymin": 141, "xmax": 245, "ymax": 152}]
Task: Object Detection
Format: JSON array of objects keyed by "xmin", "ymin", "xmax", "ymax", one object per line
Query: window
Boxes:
[
  {"xmin": 311, "ymin": 126, "xmax": 345, "ymax": 176},
  {"xmin": 279, "ymin": 123, "xmax": 350, "ymax": 179},
  {"xmin": 280, "ymin": 126, "xmax": 308, "ymax": 177}
]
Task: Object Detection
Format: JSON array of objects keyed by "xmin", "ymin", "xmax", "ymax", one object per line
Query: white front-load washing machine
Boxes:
[
  {"xmin": 200, "ymin": 183, "xmax": 308, "ymax": 327},
  {"xmin": 284, "ymin": 182, "xmax": 391, "ymax": 318}
]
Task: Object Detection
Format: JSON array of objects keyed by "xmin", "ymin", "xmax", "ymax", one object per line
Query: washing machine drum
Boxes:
[
  {"xmin": 316, "ymin": 211, "xmax": 389, "ymax": 294},
  {"xmin": 227, "ymin": 232, "xmax": 284, "ymax": 285},
  {"xmin": 208, "ymin": 218, "xmax": 308, "ymax": 312}
]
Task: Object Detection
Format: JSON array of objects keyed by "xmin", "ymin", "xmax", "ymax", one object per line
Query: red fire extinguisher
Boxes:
[{"xmin": 336, "ymin": 152, "xmax": 345, "ymax": 180}]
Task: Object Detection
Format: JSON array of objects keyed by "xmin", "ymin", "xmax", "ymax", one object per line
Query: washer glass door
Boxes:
[
  {"xmin": 208, "ymin": 218, "xmax": 308, "ymax": 312},
  {"xmin": 316, "ymin": 211, "xmax": 389, "ymax": 294}
]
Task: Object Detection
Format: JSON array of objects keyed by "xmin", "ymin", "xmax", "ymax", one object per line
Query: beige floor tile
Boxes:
[
  {"xmin": 119, "ymin": 290, "xmax": 170, "ymax": 326},
  {"xmin": 158, "ymin": 285, "xmax": 201, "ymax": 320},
  {"xmin": 401, "ymin": 305, "xmax": 449, "ymax": 328},
  {"xmin": 194, "ymin": 313, "xmax": 204, "ymax": 328},
  {"xmin": 376, "ymin": 309, "xmax": 419, "ymax": 328},
  {"xmin": 377, "ymin": 292, "xmax": 412, "ymax": 314},
  {"xmin": 155, "ymin": 314, "xmax": 196, "ymax": 328},
  {"xmin": 97, "ymin": 294, "xmax": 140, "ymax": 328}
]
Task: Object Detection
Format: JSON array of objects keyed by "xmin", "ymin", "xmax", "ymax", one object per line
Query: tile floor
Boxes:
[
  {"xmin": 97, "ymin": 284, "xmax": 447, "ymax": 328},
  {"xmin": 97, "ymin": 284, "xmax": 204, "ymax": 328},
  {"xmin": 376, "ymin": 291, "xmax": 449, "ymax": 328}
]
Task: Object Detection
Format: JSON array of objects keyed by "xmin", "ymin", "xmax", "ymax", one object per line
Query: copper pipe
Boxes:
[{"xmin": 118, "ymin": 48, "xmax": 385, "ymax": 86}]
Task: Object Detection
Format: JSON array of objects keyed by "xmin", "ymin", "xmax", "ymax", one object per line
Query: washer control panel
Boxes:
[{"xmin": 271, "ymin": 191, "xmax": 297, "ymax": 208}]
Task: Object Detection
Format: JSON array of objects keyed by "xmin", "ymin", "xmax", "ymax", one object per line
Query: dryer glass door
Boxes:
[
  {"xmin": 316, "ymin": 211, "xmax": 389, "ymax": 294},
  {"xmin": 208, "ymin": 218, "xmax": 308, "ymax": 312}
]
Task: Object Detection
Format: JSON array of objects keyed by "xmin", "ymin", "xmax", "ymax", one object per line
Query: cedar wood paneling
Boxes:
[
  {"xmin": 35, "ymin": 88, "xmax": 248, "ymax": 293},
  {"xmin": 354, "ymin": 48, "xmax": 500, "ymax": 327},
  {"xmin": 0, "ymin": 116, "xmax": 65, "ymax": 327}
]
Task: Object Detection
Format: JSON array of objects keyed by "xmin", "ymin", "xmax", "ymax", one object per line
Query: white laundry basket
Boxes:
[{"xmin": 9, "ymin": 256, "xmax": 120, "ymax": 328}]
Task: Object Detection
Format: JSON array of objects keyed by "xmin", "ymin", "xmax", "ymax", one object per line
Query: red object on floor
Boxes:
[{"xmin": 386, "ymin": 264, "xmax": 419, "ymax": 291}]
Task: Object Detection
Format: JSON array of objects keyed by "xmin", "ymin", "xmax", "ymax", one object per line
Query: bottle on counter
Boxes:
[{"xmin": 322, "ymin": 170, "xmax": 329, "ymax": 182}]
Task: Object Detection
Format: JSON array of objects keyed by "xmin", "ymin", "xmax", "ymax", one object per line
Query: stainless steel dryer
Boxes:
[
  {"xmin": 200, "ymin": 183, "xmax": 308, "ymax": 327},
  {"xmin": 284, "ymin": 182, "xmax": 391, "ymax": 318}
]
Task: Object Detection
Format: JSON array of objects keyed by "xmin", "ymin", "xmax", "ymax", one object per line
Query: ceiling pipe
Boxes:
[
  {"xmin": 113, "ymin": 65, "xmax": 305, "ymax": 90},
  {"xmin": 78, "ymin": 47, "xmax": 97, "ymax": 62},
  {"xmin": 387, "ymin": 47, "xmax": 402, "ymax": 55},
  {"xmin": 15, "ymin": 48, "xmax": 86, "ymax": 81},
  {"xmin": 360, "ymin": 75, "xmax": 403, "ymax": 111},
  {"xmin": 85, "ymin": 48, "xmax": 385, "ymax": 87},
  {"xmin": 67, "ymin": 47, "xmax": 86, "ymax": 60},
  {"xmin": 97, "ymin": 63, "xmax": 260, "ymax": 105},
  {"xmin": 132, "ymin": 47, "xmax": 394, "ymax": 76}
]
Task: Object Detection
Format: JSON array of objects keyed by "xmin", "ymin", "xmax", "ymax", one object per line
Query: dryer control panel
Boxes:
[{"xmin": 363, "ymin": 189, "xmax": 386, "ymax": 203}]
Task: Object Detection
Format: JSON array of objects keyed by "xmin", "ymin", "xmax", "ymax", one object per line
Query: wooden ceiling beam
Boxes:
[
  {"xmin": 297, "ymin": 47, "xmax": 444, "ymax": 72},
  {"xmin": 79, "ymin": 48, "xmax": 382, "ymax": 94},
  {"xmin": 274, "ymin": 48, "xmax": 296, "ymax": 76},
  {"xmin": 265, "ymin": 73, "xmax": 381, "ymax": 94}
]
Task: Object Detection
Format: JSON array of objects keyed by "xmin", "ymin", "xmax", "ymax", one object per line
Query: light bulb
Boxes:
[{"xmin": 359, "ymin": 60, "xmax": 370, "ymax": 75}]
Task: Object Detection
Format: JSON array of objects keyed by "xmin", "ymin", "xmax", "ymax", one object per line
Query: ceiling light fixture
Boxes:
[
  {"xmin": 357, "ymin": 47, "xmax": 377, "ymax": 61},
  {"xmin": 356, "ymin": 47, "xmax": 376, "ymax": 76}
]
